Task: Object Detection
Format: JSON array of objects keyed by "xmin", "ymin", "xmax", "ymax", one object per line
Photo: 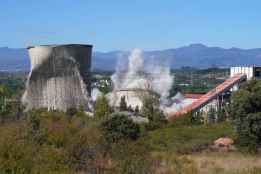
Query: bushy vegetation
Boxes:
[
  {"xmin": 0, "ymin": 86, "xmax": 239, "ymax": 174},
  {"xmin": 140, "ymin": 122, "xmax": 236, "ymax": 153},
  {"xmin": 119, "ymin": 96, "xmax": 128, "ymax": 111},
  {"xmin": 0, "ymin": 84, "xmax": 23, "ymax": 122},
  {"xmin": 101, "ymin": 114, "xmax": 140, "ymax": 143},
  {"xmin": 0, "ymin": 85, "xmax": 10, "ymax": 114},
  {"xmin": 230, "ymin": 79, "xmax": 261, "ymax": 150},
  {"xmin": 0, "ymin": 110, "xmax": 103, "ymax": 173},
  {"xmin": 1, "ymin": 71, "xmax": 261, "ymax": 173},
  {"xmin": 0, "ymin": 109, "xmax": 151, "ymax": 174},
  {"xmin": 141, "ymin": 95, "xmax": 167, "ymax": 130},
  {"xmin": 93, "ymin": 94, "xmax": 111, "ymax": 119},
  {"xmin": 171, "ymin": 111, "xmax": 204, "ymax": 127}
]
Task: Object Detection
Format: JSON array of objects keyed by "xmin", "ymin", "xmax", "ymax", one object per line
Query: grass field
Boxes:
[
  {"xmin": 190, "ymin": 152, "xmax": 261, "ymax": 174},
  {"xmin": 139, "ymin": 122, "xmax": 261, "ymax": 174},
  {"xmin": 140, "ymin": 122, "xmax": 236, "ymax": 153}
]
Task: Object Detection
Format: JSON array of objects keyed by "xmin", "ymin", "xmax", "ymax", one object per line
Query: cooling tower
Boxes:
[{"xmin": 22, "ymin": 44, "xmax": 92, "ymax": 111}]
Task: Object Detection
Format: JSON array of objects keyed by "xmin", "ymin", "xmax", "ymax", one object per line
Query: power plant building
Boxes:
[
  {"xmin": 230, "ymin": 66, "xmax": 261, "ymax": 80},
  {"xmin": 109, "ymin": 88, "xmax": 160, "ymax": 109}
]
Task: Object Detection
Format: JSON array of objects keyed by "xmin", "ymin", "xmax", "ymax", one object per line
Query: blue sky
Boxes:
[{"xmin": 0, "ymin": 0, "xmax": 260, "ymax": 51}]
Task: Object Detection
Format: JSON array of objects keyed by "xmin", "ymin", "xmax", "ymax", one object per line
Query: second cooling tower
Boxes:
[{"xmin": 22, "ymin": 44, "xmax": 92, "ymax": 111}]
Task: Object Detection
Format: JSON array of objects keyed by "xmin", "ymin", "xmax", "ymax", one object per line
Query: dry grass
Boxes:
[
  {"xmin": 150, "ymin": 151, "xmax": 261, "ymax": 174},
  {"xmin": 142, "ymin": 122, "xmax": 261, "ymax": 174},
  {"xmin": 151, "ymin": 152, "xmax": 199, "ymax": 174},
  {"xmin": 188, "ymin": 152, "xmax": 261, "ymax": 174}
]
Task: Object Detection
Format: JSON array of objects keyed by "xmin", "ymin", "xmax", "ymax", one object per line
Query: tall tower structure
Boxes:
[{"xmin": 22, "ymin": 44, "xmax": 92, "ymax": 111}]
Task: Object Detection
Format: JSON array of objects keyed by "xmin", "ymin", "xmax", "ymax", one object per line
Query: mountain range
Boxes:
[{"xmin": 1, "ymin": 44, "xmax": 261, "ymax": 71}]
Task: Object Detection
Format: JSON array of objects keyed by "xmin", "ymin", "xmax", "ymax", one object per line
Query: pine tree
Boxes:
[
  {"xmin": 207, "ymin": 106, "xmax": 216, "ymax": 124},
  {"xmin": 134, "ymin": 106, "xmax": 139, "ymax": 115},
  {"xmin": 127, "ymin": 105, "xmax": 133, "ymax": 112},
  {"xmin": 141, "ymin": 95, "xmax": 167, "ymax": 130},
  {"xmin": 0, "ymin": 85, "xmax": 11, "ymax": 114},
  {"xmin": 94, "ymin": 95, "xmax": 111, "ymax": 119},
  {"xmin": 119, "ymin": 96, "xmax": 127, "ymax": 111}
]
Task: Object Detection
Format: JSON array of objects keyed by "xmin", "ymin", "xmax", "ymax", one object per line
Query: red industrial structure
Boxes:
[
  {"xmin": 184, "ymin": 93, "xmax": 205, "ymax": 99},
  {"xmin": 168, "ymin": 73, "xmax": 247, "ymax": 120}
]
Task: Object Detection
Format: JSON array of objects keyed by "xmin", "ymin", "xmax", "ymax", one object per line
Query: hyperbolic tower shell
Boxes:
[{"xmin": 22, "ymin": 44, "xmax": 92, "ymax": 111}]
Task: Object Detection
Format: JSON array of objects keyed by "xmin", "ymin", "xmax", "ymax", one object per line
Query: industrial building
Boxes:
[
  {"xmin": 168, "ymin": 66, "xmax": 261, "ymax": 120},
  {"xmin": 21, "ymin": 44, "xmax": 261, "ymax": 120},
  {"xmin": 109, "ymin": 88, "xmax": 160, "ymax": 110},
  {"xmin": 22, "ymin": 44, "xmax": 92, "ymax": 111},
  {"xmin": 230, "ymin": 66, "xmax": 261, "ymax": 80}
]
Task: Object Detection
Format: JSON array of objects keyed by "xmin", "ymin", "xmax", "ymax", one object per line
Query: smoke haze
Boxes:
[{"xmin": 111, "ymin": 48, "xmax": 173, "ymax": 100}]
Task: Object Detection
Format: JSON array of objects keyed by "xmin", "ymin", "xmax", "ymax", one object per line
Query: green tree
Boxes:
[
  {"xmin": 217, "ymin": 107, "xmax": 227, "ymax": 122},
  {"xmin": 101, "ymin": 114, "xmax": 140, "ymax": 143},
  {"xmin": 173, "ymin": 111, "xmax": 203, "ymax": 126},
  {"xmin": 0, "ymin": 85, "xmax": 12, "ymax": 97},
  {"xmin": 111, "ymin": 141, "xmax": 152, "ymax": 174},
  {"xmin": 94, "ymin": 95, "xmax": 111, "ymax": 119},
  {"xmin": 190, "ymin": 111, "xmax": 204, "ymax": 125},
  {"xmin": 119, "ymin": 96, "xmax": 127, "ymax": 111},
  {"xmin": 0, "ymin": 85, "xmax": 12, "ymax": 118},
  {"xmin": 127, "ymin": 105, "xmax": 133, "ymax": 112},
  {"xmin": 230, "ymin": 79, "xmax": 261, "ymax": 150},
  {"xmin": 140, "ymin": 95, "xmax": 167, "ymax": 130},
  {"xmin": 66, "ymin": 107, "xmax": 78, "ymax": 117},
  {"xmin": 134, "ymin": 106, "xmax": 139, "ymax": 115},
  {"xmin": 207, "ymin": 106, "xmax": 216, "ymax": 124},
  {"xmin": 140, "ymin": 95, "xmax": 158, "ymax": 119}
]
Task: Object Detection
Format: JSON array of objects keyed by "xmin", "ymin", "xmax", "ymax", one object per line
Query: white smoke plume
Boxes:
[
  {"xmin": 111, "ymin": 48, "xmax": 173, "ymax": 100},
  {"xmin": 91, "ymin": 88, "xmax": 102, "ymax": 101}
]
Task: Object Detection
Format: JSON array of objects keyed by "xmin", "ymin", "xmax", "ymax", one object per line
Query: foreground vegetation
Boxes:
[
  {"xmin": 1, "ymin": 71, "xmax": 261, "ymax": 173},
  {"xmin": 0, "ymin": 111, "xmax": 260, "ymax": 174}
]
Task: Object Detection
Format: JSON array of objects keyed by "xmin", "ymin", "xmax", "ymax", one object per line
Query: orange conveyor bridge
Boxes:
[{"xmin": 168, "ymin": 74, "xmax": 247, "ymax": 120}]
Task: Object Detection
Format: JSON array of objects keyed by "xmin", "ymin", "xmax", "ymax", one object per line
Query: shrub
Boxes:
[
  {"xmin": 0, "ymin": 122, "xmax": 35, "ymax": 174},
  {"xmin": 145, "ymin": 110, "xmax": 167, "ymax": 131},
  {"xmin": 207, "ymin": 106, "xmax": 217, "ymax": 124},
  {"xmin": 94, "ymin": 95, "xmax": 111, "ymax": 119},
  {"xmin": 111, "ymin": 141, "xmax": 153, "ymax": 174},
  {"xmin": 0, "ymin": 85, "xmax": 15, "ymax": 121},
  {"xmin": 0, "ymin": 110, "xmax": 108, "ymax": 173},
  {"xmin": 141, "ymin": 95, "xmax": 167, "ymax": 130},
  {"xmin": 235, "ymin": 112, "xmax": 261, "ymax": 149},
  {"xmin": 217, "ymin": 107, "xmax": 227, "ymax": 122},
  {"xmin": 101, "ymin": 114, "xmax": 140, "ymax": 143},
  {"xmin": 119, "ymin": 96, "xmax": 127, "ymax": 111},
  {"xmin": 170, "ymin": 111, "xmax": 203, "ymax": 127},
  {"xmin": 134, "ymin": 106, "xmax": 139, "ymax": 115},
  {"xmin": 230, "ymin": 79, "xmax": 261, "ymax": 150},
  {"xmin": 169, "ymin": 112, "xmax": 193, "ymax": 127},
  {"xmin": 66, "ymin": 107, "xmax": 78, "ymax": 117},
  {"xmin": 65, "ymin": 126, "xmax": 106, "ymax": 172}
]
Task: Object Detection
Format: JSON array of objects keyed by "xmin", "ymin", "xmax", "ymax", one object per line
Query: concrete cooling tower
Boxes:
[{"xmin": 22, "ymin": 44, "xmax": 92, "ymax": 111}]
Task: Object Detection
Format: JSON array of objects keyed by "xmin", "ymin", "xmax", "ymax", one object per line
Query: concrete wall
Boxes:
[
  {"xmin": 114, "ymin": 90, "xmax": 143, "ymax": 109},
  {"xmin": 230, "ymin": 66, "xmax": 254, "ymax": 80},
  {"xmin": 108, "ymin": 89, "xmax": 159, "ymax": 110},
  {"xmin": 22, "ymin": 44, "xmax": 92, "ymax": 111}
]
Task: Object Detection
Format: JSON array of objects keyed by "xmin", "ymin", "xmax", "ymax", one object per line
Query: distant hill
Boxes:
[
  {"xmin": 1, "ymin": 44, "xmax": 261, "ymax": 71},
  {"xmin": 0, "ymin": 47, "xmax": 29, "ymax": 71}
]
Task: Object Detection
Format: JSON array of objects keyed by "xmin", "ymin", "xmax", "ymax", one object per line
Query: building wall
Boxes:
[
  {"xmin": 114, "ymin": 91, "xmax": 143, "ymax": 109},
  {"xmin": 109, "ymin": 89, "xmax": 159, "ymax": 110},
  {"xmin": 230, "ymin": 66, "xmax": 254, "ymax": 80}
]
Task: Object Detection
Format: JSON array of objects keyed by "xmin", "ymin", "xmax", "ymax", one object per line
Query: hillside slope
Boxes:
[{"xmin": 1, "ymin": 44, "xmax": 261, "ymax": 71}]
